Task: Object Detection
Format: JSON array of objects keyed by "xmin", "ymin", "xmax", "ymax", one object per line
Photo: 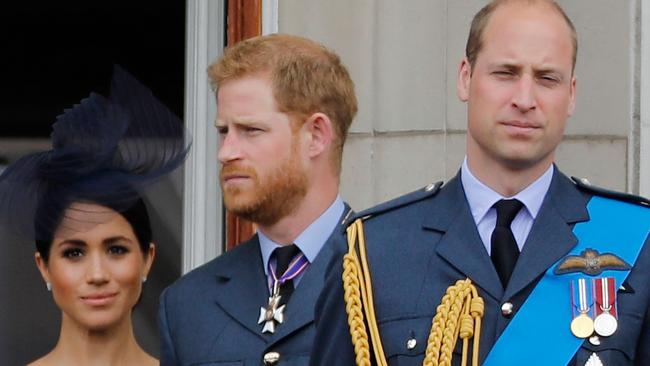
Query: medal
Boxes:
[
  {"xmin": 570, "ymin": 313, "xmax": 594, "ymax": 339},
  {"xmin": 259, "ymin": 251, "xmax": 310, "ymax": 333},
  {"xmin": 570, "ymin": 278, "xmax": 594, "ymax": 338},
  {"xmin": 258, "ymin": 282, "xmax": 286, "ymax": 334},
  {"xmin": 593, "ymin": 277, "xmax": 618, "ymax": 337},
  {"xmin": 594, "ymin": 312, "xmax": 617, "ymax": 337}
]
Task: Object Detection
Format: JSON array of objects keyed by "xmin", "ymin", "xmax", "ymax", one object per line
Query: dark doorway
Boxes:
[{"xmin": 1, "ymin": 1, "xmax": 185, "ymax": 138}]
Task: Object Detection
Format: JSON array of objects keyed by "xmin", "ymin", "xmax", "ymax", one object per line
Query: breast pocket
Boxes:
[
  {"xmin": 189, "ymin": 361, "xmax": 243, "ymax": 366},
  {"xmin": 378, "ymin": 315, "xmax": 434, "ymax": 366}
]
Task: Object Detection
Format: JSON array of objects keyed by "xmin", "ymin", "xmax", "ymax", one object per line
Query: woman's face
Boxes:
[{"xmin": 35, "ymin": 202, "xmax": 154, "ymax": 331}]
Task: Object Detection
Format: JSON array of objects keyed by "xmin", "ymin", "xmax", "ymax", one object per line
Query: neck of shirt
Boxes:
[
  {"xmin": 258, "ymin": 195, "xmax": 345, "ymax": 287},
  {"xmin": 460, "ymin": 158, "xmax": 554, "ymax": 254}
]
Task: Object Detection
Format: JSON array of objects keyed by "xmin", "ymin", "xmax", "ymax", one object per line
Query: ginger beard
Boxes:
[{"xmin": 220, "ymin": 133, "xmax": 308, "ymax": 226}]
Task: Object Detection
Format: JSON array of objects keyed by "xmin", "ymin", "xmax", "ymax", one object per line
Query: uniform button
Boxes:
[
  {"xmin": 425, "ymin": 183, "xmax": 436, "ymax": 192},
  {"xmin": 263, "ymin": 351, "xmax": 280, "ymax": 365},
  {"xmin": 406, "ymin": 338, "xmax": 417, "ymax": 350},
  {"xmin": 501, "ymin": 302, "xmax": 514, "ymax": 317},
  {"xmin": 589, "ymin": 335, "xmax": 601, "ymax": 346}
]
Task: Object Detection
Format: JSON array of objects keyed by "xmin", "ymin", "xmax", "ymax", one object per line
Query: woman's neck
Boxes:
[{"xmin": 30, "ymin": 313, "xmax": 156, "ymax": 366}]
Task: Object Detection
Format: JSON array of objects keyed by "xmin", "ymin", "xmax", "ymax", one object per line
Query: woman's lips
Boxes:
[{"xmin": 80, "ymin": 292, "xmax": 118, "ymax": 306}]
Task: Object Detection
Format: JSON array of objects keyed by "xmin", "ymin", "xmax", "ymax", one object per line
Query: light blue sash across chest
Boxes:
[{"xmin": 483, "ymin": 196, "xmax": 650, "ymax": 366}]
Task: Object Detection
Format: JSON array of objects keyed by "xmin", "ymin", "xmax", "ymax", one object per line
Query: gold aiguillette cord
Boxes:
[{"xmin": 342, "ymin": 218, "xmax": 484, "ymax": 366}]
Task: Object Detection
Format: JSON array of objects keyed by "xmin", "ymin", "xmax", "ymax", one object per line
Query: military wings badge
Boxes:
[{"xmin": 554, "ymin": 248, "xmax": 631, "ymax": 276}]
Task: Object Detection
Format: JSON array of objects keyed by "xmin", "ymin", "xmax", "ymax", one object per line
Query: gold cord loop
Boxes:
[
  {"xmin": 342, "ymin": 219, "xmax": 388, "ymax": 366},
  {"xmin": 342, "ymin": 219, "xmax": 484, "ymax": 366}
]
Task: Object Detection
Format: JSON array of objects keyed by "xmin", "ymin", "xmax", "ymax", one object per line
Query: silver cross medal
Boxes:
[{"xmin": 258, "ymin": 282, "xmax": 285, "ymax": 333}]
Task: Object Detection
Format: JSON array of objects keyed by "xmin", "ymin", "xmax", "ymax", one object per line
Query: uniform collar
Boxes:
[
  {"xmin": 460, "ymin": 157, "xmax": 553, "ymax": 224},
  {"xmin": 259, "ymin": 195, "xmax": 345, "ymax": 276}
]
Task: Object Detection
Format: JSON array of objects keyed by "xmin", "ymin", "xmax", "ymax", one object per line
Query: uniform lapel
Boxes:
[
  {"xmin": 212, "ymin": 235, "xmax": 270, "ymax": 341},
  {"xmin": 504, "ymin": 170, "xmax": 590, "ymax": 299},
  {"xmin": 426, "ymin": 175, "xmax": 504, "ymax": 301}
]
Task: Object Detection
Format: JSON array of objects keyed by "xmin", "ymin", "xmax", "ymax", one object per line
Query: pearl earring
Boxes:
[
  {"xmin": 142, "ymin": 276, "xmax": 147, "ymax": 283},
  {"xmin": 46, "ymin": 282, "xmax": 52, "ymax": 291}
]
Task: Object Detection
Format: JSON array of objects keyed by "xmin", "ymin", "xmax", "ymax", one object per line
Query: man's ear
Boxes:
[
  {"xmin": 303, "ymin": 112, "xmax": 334, "ymax": 159},
  {"xmin": 567, "ymin": 75, "xmax": 577, "ymax": 116},
  {"xmin": 457, "ymin": 57, "xmax": 472, "ymax": 102}
]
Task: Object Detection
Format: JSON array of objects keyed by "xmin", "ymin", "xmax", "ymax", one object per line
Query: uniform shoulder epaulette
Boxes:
[
  {"xmin": 347, "ymin": 180, "xmax": 444, "ymax": 225},
  {"xmin": 571, "ymin": 176, "xmax": 650, "ymax": 208}
]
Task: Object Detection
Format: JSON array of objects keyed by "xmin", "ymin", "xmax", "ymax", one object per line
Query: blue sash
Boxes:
[{"xmin": 483, "ymin": 196, "xmax": 649, "ymax": 366}]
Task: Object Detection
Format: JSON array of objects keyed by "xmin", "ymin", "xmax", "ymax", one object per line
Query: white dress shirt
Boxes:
[{"xmin": 460, "ymin": 158, "xmax": 553, "ymax": 255}]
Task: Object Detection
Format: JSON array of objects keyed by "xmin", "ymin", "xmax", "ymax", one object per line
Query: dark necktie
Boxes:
[
  {"xmin": 490, "ymin": 199, "xmax": 523, "ymax": 287},
  {"xmin": 273, "ymin": 244, "xmax": 301, "ymax": 307}
]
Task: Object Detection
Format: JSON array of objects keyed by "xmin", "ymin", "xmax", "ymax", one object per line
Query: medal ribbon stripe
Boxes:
[
  {"xmin": 594, "ymin": 278, "xmax": 617, "ymax": 317},
  {"xmin": 483, "ymin": 196, "xmax": 650, "ymax": 366},
  {"xmin": 608, "ymin": 277, "xmax": 617, "ymax": 317},
  {"xmin": 268, "ymin": 254, "xmax": 310, "ymax": 290},
  {"xmin": 594, "ymin": 278, "xmax": 603, "ymax": 316},
  {"xmin": 572, "ymin": 278, "xmax": 593, "ymax": 317},
  {"xmin": 579, "ymin": 279, "xmax": 590, "ymax": 314},
  {"xmin": 593, "ymin": 277, "xmax": 619, "ymax": 337}
]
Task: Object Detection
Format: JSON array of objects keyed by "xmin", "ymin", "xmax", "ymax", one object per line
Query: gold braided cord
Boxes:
[
  {"xmin": 423, "ymin": 279, "xmax": 484, "ymax": 366},
  {"xmin": 343, "ymin": 221, "xmax": 371, "ymax": 366},
  {"xmin": 355, "ymin": 219, "xmax": 387, "ymax": 364},
  {"xmin": 342, "ymin": 218, "xmax": 484, "ymax": 366},
  {"xmin": 343, "ymin": 219, "xmax": 387, "ymax": 366}
]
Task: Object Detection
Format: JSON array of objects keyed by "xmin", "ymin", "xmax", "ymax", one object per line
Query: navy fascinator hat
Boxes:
[{"xmin": 0, "ymin": 66, "xmax": 190, "ymax": 247}]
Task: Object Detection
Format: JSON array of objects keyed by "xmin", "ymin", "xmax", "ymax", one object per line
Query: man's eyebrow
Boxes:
[
  {"xmin": 231, "ymin": 117, "xmax": 259, "ymax": 125},
  {"xmin": 488, "ymin": 62, "xmax": 522, "ymax": 71},
  {"xmin": 489, "ymin": 62, "xmax": 567, "ymax": 77},
  {"xmin": 533, "ymin": 67, "xmax": 563, "ymax": 74}
]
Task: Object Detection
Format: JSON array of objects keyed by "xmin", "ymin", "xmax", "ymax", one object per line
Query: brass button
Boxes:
[
  {"xmin": 406, "ymin": 338, "xmax": 417, "ymax": 350},
  {"xmin": 263, "ymin": 351, "xmax": 280, "ymax": 365},
  {"xmin": 501, "ymin": 302, "xmax": 514, "ymax": 317}
]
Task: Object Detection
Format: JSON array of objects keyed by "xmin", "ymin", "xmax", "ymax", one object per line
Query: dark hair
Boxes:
[{"xmin": 35, "ymin": 197, "xmax": 152, "ymax": 263}]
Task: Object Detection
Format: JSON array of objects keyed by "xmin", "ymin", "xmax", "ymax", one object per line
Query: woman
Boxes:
[
  {"xmin": 32, "ymin": 199, "xmax": 157, "ymax": 365},
  {"xmin": 0, "ymin": 66, "xmax": 188, "ymax": 365}
]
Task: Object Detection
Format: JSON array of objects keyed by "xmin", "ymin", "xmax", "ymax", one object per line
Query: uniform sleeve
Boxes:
[
  {"xmin": 635, "ymin": 304, "xmax": 650, "ymax": 365},
  {"xmin": 309, "ymin": 248, "xmax": 356, "ymax": 366},
  {"xmin": 159, "ymin": 287, "xmax": 179, "ymax": 366}
]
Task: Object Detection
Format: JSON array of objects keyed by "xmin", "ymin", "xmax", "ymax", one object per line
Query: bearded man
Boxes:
[{"xmin": 158, "ymin": 34, "xmax": 357, "ymax": 366}]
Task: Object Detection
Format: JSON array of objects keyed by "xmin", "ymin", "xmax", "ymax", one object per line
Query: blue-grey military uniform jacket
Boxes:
[
  {"xmin": 310, "ymin": 170, "xmax": 650, "ymax": 366},
  {"xmin": 159, "ymin": 207, "xmax": 350, "ymax": 366}
]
